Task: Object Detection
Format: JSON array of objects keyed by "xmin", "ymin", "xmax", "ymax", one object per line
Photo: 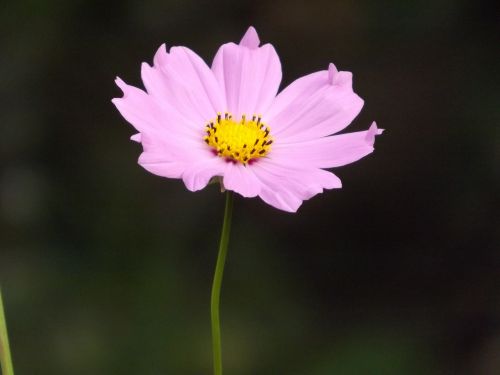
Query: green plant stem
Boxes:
[
  {"xmin": 0, "ymin": 287, "xmax": 14, "ymax": 375},
  {"xmin": 211, "ymin": 191, "xmax": 234, "ymax": 375}
]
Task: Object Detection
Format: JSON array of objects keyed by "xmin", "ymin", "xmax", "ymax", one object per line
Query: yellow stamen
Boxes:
[{"xmin": 204, "ymin": 112, "xmax": 273, "ymax": 164}]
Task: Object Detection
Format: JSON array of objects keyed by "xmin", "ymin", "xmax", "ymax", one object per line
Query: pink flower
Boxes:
[{"xmin": 112, "ymin": 27, "xmax": 382, "ymax": 212}]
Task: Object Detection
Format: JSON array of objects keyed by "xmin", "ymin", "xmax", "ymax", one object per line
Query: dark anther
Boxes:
[
  {"xmin": 243, "ymin": 144, "xmax": 247, "ymax": 148},
  {"xmin": 266, "ymin": 140, "xmax": 273, "ymax": 145},
  {"xmin": 250, "ymin": 148, "xmax": 256, "ymax": 154},
  {"xmin": 217, "ymin": 114, "xmax": 221, "ymax": 123},
  {"xmin": 259, "ymin": 150, "xmax": 265, "ymax": 154},
  {"xmin": 215, "ymin": 137, "xmax": 218, "ymax": 143},
  {"xmin": 254, "ymin": 139, "xmax": 259, "ymax": 146}
]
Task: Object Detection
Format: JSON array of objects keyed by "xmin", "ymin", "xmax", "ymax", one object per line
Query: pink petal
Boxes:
[
  {"xmin": 328, "ymin": 63, "xmax": 353, "ymax": 86},
  {"xmin": 113, "ymin": 65, "xmax": 227, "ymax": 192},
  {"xmin": 142, "ymin": 46, "xmax": 226, "ymax": 125},
  {"xmin": 222, "ymin": 162, "xmax": 261, "ymax": 198},
  {"xmin": 211, "ymin": 27, "xmax": 282, "ymax": 119},
  {"xmin": 256, "ymin": 159, "xmax": 342, "ymax": 197},
  {"xmin": 138, "ymin": 156, "xmax": 188, "ymax": 179},
  {"xmin": 112, "ymin": 77, "xmax": 201, "ymax": 141},
  {"xmin": 112, "ymin": 77, "xmax": 160, "ymax": 134},
  {"xmin": 153, "ymin": 43, "xmax": 169, "ymax": 69},
  {"xmin": 181, "ymin": 157, "xmax": 226, "ymax": 192},
  {"xmin": 265, "ymin": 64, "xmax": 363, "ymax": 143},
  {"xmin": 250, "ymin": 159, "xmax": 342, "ymax": 212},
  {"xmin": 239, "ymin": 26, "xmax": 260, "ymax": 49},
  {"xmin": 139, "ymin": 63, "xmax": 200, "ymax": 133},
  {"xmin": 139, "ymin": 131, "xmax": 207, "ymax": 162},
  {"xmin": 253, "ymin": 170, "xmax": 303, "ymax": 212},
  {"xmin": 271, "ymin": 122, "xmax": 383, "ymax": 169},
  {"xmin": 137, "ymin": 131, "xmax": 210, "ymax": 179}
]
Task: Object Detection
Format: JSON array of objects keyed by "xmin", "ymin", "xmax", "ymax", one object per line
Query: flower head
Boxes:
[{"xmin": 112, "ymin": 27, "xmax": 382, "ymax": 212}]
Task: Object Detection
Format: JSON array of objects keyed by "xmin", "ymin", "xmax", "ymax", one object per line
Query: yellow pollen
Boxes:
[{"xmin": 204, "ymin": 112, "xmax": 273, "ymax": 164}]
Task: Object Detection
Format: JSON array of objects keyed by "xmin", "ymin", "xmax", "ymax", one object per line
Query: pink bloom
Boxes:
[{"xmin": 112, "ymin": 27, "xmax": 382, "ymax": 212}]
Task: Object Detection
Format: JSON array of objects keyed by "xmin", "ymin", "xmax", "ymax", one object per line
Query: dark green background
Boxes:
[{"xmin": 1, "ymin": 0, "xmax": 498, "ymax": 374}]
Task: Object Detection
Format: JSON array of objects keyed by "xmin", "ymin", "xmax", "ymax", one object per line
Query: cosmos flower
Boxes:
[{"xmin": 112, "ymin": 27, "xmax": 382, "ymax": 212}]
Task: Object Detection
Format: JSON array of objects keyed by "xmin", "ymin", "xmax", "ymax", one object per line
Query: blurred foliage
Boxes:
[{"xmin": 0, "ymin": 0, "xmax": 499, "ymax": 374}]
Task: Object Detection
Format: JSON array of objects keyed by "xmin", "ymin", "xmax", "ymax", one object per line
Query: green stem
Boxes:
[
  {"xmin": 0, "ymin": 287, "xmax": 14, "ymax": 375},
  {"xmin": 211, "ymin": 191, "xmax": 234, "ymax": 375}
]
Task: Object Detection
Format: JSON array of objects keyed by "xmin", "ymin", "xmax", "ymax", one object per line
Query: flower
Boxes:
[{"xmin": 112, "ymin": 27, "xmax": 382, "ymax": 212}]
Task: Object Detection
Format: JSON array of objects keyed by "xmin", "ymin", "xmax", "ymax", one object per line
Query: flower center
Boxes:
[{"xmin": 203, "ymin": 112, "xmax": 273, "ymax": 164}]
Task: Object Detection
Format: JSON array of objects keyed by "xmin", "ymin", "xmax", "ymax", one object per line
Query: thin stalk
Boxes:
[
  {"xmin": 0, "ymin": 287, "xmax": 14, "ymax": 375},
  {"xmin": 210, "ymin": 191, "xmax": 234, "ymax": 375}
]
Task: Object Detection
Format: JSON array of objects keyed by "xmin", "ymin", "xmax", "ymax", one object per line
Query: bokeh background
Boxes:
[{"xmin": 1, "ymin": 0, "xmax": 499, "ymax": 374}]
